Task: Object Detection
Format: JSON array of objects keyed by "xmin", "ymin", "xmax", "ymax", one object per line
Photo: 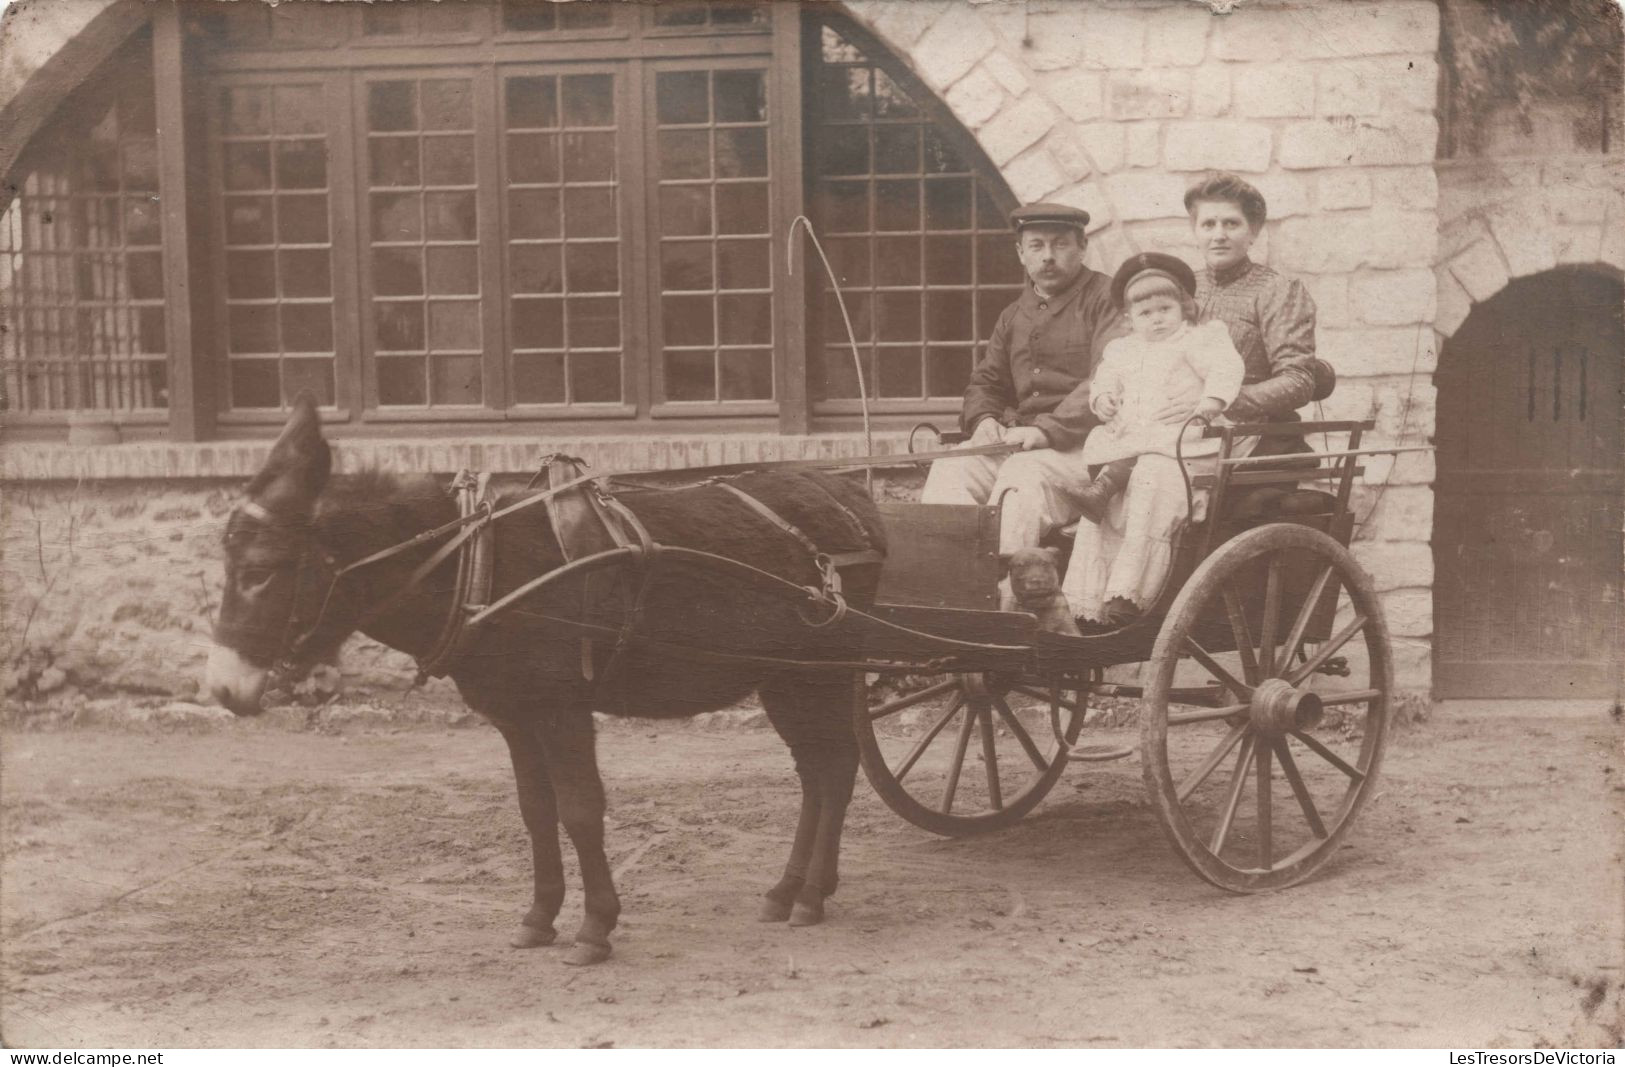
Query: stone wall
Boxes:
[{"xmin": 845, "ymin": 0, "xmax": 1443, "ymax": 689}]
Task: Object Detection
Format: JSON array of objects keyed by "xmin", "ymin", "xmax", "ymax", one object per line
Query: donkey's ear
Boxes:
[{"xmin": 248, "ymin": 392, "xmax": 331, "ymax": 513}]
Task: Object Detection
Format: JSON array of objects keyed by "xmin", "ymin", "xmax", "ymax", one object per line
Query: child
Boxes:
[{"xmin": 1072, "ymin": 253, "xmax": 1245, "ymax": 524}]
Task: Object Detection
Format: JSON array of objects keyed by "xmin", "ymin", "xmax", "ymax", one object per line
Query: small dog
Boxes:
[{"xmin": 1002, "ymin": 548, "xmax": 1082, "ymax": 637}]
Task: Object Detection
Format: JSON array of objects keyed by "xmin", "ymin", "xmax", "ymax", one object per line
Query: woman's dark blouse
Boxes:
[{"xmin": 1195, "ymin": 258, "xmax": 1318, "ymax": 421}]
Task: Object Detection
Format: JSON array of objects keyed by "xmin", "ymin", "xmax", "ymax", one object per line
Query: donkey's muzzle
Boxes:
[{"xmin": 205, "ymin": 644, "xmax": 269, "ymax": 716}]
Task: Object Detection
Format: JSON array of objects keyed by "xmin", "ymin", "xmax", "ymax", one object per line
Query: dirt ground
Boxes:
[{"xmin": 2, "ymin": 700, "xmax": 1621, "ymax": 1049}]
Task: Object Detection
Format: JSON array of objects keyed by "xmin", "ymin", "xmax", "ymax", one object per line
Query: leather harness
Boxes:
[{"xmin": 408, "ymin": 456, "xmax": 884, "ymax": 685}]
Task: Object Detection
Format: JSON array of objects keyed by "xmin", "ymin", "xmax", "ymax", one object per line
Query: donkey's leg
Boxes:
[
  {"xmin": 757, "ymin": 691, "xmax": 821, "ymax": 922},
  {"xmin": 541, "ymin": 706, "xmax": 621, "ymax": 966},
  {"xmin": 761, "ymin": 674, "xmax": 861, "ymax": 928},
  {"xmin": 495, "ymin": 721, "xmax": 565, "ymax": 949}
]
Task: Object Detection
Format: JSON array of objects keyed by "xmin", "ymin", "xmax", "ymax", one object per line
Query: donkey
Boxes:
[{"xmin": 205, "ymin": 396, "xmax": 886, "ymax": 965}]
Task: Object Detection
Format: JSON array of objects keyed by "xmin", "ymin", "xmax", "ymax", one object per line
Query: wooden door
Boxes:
[{"xmin": 1433, "ymin": 269, "xmax": 1623, "ymax": 698}]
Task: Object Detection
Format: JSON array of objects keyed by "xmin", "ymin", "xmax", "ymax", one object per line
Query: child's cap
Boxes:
[{"xmin": 1111, "ymin": 252, "xmax": 1197, "ymax": 308}]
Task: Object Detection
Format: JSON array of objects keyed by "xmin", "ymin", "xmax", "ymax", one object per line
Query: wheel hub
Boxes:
[{"xmin": 1249, "ymin": 677, "xmax": 1324, "ymax": 734}]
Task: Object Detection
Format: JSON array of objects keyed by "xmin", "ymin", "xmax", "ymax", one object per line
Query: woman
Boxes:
[{"xmin": 1061, "ymin": 173, "xmax": 1327, "ymax": 627}]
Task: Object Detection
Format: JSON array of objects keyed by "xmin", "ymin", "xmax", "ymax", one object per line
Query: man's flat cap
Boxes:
[
  {"xmin": 1008, "ymin": 202, "xmax": 1090, "ymax": 232},
  {"xmin": 1110, "ymin": 251, "xmax": 1197, "ymax": 307}
]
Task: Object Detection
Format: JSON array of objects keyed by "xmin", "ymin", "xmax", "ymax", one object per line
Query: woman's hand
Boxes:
[
  {"xmin": 1004, "ymin": 426, "xmax": 1050, "ymax": 451},
  {"xmin": 1093, "ymin": 393, "xmax": 1121, "ymax": 420},
  {"xmin": 1153, "ymin": 397, "xmax": 1227, "ymax": 426}
]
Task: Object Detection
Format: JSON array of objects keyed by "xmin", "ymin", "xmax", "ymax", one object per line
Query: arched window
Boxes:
[
  {"xmin": 1, "ymin": 2, "xmax": 1020, "ymax": 436},
  {"xmin": 1, "ymin": 31, "xmax": 168, "ymax": 416}
]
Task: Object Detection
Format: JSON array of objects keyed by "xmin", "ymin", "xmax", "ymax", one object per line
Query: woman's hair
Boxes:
[
  {"xmin": 1125, "ymin": 273, "xmax": 1199, "ymax": 322},
  {"xmin": 1183, "ymin": 172, "xmax": 1267, "ymax": 230}
]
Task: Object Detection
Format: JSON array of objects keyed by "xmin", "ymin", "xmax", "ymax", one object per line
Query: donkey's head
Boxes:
[{"xmin": 205, "ymin": 394, "xmax": 334, "ymax": 715}]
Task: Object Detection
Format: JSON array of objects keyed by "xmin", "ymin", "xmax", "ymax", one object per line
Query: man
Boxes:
[{"xmin": 920, "ymin": 203, "xmax": 1125, "ymax": 556}]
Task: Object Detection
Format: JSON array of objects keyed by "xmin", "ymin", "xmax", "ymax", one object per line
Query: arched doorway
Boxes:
[{"xmin": 1433, "ymin": 268, "xmax": 1623, "ymax": 698}]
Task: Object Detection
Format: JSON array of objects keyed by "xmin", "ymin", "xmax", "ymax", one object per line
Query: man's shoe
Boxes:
[{"xmin": 1074, "ymin": 477, "xmax": 1118, "ymax": 525}]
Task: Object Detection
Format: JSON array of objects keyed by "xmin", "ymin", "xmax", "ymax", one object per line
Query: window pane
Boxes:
[
  {"xmin": 661, "ymin": 242, "xmax": 712, "ymax": 291},
  {"xmin": 507, "ymin": 132, "xmax": 560, "ymax": 184},
  {"xmin": 513, "ymin": 298, "xmax": 564, "ymax": 349},
  {"xmin": 282, "ymin": 303, "xmax": 333, "ymax": 352},
  {"xmin": 368, "ymin": 82, "xmax": 417, "ymax": 133},
  {"xmin": 817, "ymin": 131, "xmax": 869, "ymax": 177},
  {"xmin": 875, "ymin": 181, "xmax": 919, "ymax": 232},
  {"xmin": 877, "ymin": 291, "xmax": 920, "ymax": 341},
  {"xmin": 427, "ymin": 247, "xmax": 479, "ymax": 295},
  {"xmin": 654, "ymin": 2, "xmax": 706, "ymax": 27},
  {"xmin": 428, "ymin": 301, "xmax": 480, "ymax": 349},
  {"xmin": 658, "ymin": 130, "xmax": 711, "ymax": 180},
  {"xmin": 509, "ymin": 188, "xmax": 561, "ymax": 239},
  {"xmin": 568, "ymin": 297, "xmax": 619, "ymax": 348},
  {"xmin": 274, "ymin": 86, "xmax": 324, "ymax": 135},
  {"xmin": 420, "ymin": 80, "xmax": 473, "ymax": 132},
  {"xmin": 512, "ymin": 244, "xmax": 563, "ymax": 294},
  {"xmin": 227, "ymin": 250, "xmax": 276, "ymax": 299},
  {"xmin": 875, "ymin": 236, "xmax": 921, "ymax": 286},
  {"xmin": 369, "ymin": 137, "xmax": 419, "ymax": 187},
  {"xmin": 225, "ymin": 143, "xmax": 271, "ymax": 190},
  {"xmin": 713, "ymin": 71, "xmax": 766, "ymax": 123},
  {"xmin": 431, "ymin": 354, "xmax": 482, "ymax": 404},
  {"xmin": 570, "ymin": 354, "xmax": 620, "ymax": 402},
  {"xmin": 565, "ymin": 243, "xmax": 619, "ymax": 293},
  {"xmin": 228, "ymin": 305, "xmax": 277, "ymax": 353},
  {"xmin": 502, "ymin": 0, "xmax": 556, "ymax": 32},
  {"xmin": 423, "ymin": 136, "xmax": 475, "ymax": 186},
  {"xmin": 375, "ymin": 302, "xmax": 425, "ymax": 351},
  {"xmin": 817, "ymin": 66, "xmax": 869, "ymax": 123},
  {"xmin": 279, "ymin": 194, "xmax": 329, "ymax": 244},
  {"xmin": 873, "ymin": 69, "xmax": 919, "ymax": 119},
  {"xmin": 927, "ymin": 289, "xmax": 972, "ymax": 341},
  {"xmin": 716, "ymin": 239, "xmax": 768, "ymax": 290},
  {"xmin": 659, "ymin": 186, "xmax": 710, "ymax": 237},
  {"xmin": 224, "ymin": 87, "xmax": 271, "ymax": 136},
  {"xmin": 421, "ymin": 5, "xmax": 475, "ymax": 34},
  {"xmin": 424, "ymin": 191, "xmax": 477, "ymax": 241},
  {"xmin": 925, "ymin": 347, "xmax": 973, "ymax": 397},
  {"xmin": 373, "ymin": 247, "xmax": 423, "ymax": 295},
  {"xmin": 717, "ymin": 293, "xmax": 770, "ymax": 345},
  {"xmin": 514, "ymin": 352, "xmax": 566, "ymax": 403},
  {"xmin": 925, "ymin": 235, "xmax": 972, "ymax": 284},
  {"xmin": 562, "ymin": 131, "xmax": 616, "ymax": 182},
  {"xmin": 231, "ymin": 359, "xmax": 281, "ymax": 407},
  {"xmin": 280, "ymin": 249, "xmax": 332, "ymax": 298},
  {"xmin": 719, "ymin": 350, "xmax": 772, "ymax": 400},
  {"xmin": 875, "ymin": 126, "xmax": 920, "ymax": 175},
  {"xmin": 878, "ymin": 348, "xmax": 922, "ymax": 398},
  {"xmin": 559, "ymin": 3, "xmax": 613, "ymax": 29},
  {"xmin": 562, "ymin": 187, "xmax": 616, "ymax": 238},
  {"xmin": 275, "ymin": 140, "xmax": 327, "ymax": 190},
  {"xmin": 371, "ymin": 192, "xmax": 421, "ymax": 242},
  {"xmin": 714, "ymin": 183, "xmax": 767, "ymax": 235},
  {"xmin": 656, "ymin": 71, "xmax": 708, "ymax": 125},
  {"xmin": 378, "ymin": 356, "xmax": 426, "ymax": 405},
  {"xmin": 283, "ymin": 357, "xmax": 335, "ymax": 406},
  {"xmin": 715, "ymin": 128, "xmax": 767, "ymax": 179},
  {"xmin": 817, "ymin": 181, "xmax": 868, "ymax": 233},
  {"xmin": 662, "ymin": 295, "xmax": 713, "ymax": 347},
  {"xmin": 664, "ymin": 350, "xmax": 713, "ymax": 401},
  {"xmin": 561, "ymin": 74, "xmax": 614, "ymax": 126},
  {"xmin": 507, "ymin": 77, "xmax": 559, "ymax": 129}
]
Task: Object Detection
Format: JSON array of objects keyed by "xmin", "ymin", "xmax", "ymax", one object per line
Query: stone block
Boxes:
[
  {"xmin": 1318, "ymin": 171, "xmax": 1371, "ymax": 211},
  {"xmin": 978, "ymin": 93, "xmax": 1058, "ymax": 165},
  {"xmin": 1046, "ymin": 132, "xmax": 1094, "ymax": 182},
  {"xmin": 1048, "ymin": 69, "xmax": 1104, "ymax": 123},
  {"xmin": 1234, "ymin": 63, "xmax": 1316, "ymax": 118},
  {"xmin": 1126, "ymin": 220, "xmax": 1202, "ymax": 261},
  {"xmin": 944, "ymin": 67, "xmax": 1005, "ymax": 129},
  {"xmin": 1278, "ymin": 114, "xmax": 1437, "ymax": 169},
  {"xmin": 913, "ymin": 4, "xmax": 998, "ymax": 91},
  {"xmin": 1108, "ymin": 70, "xmax": 1190, "ymax": 120},
  {"xmin": 1076, "ymin": 122, "xmax": 1125, "ymax": 174},
  {"xmin": 1352, "ymin": 540, "xmax": 1434, "ymax": 592},
  {"xmin": 1447, "ymin": 239, "xmax": 1510, "ymax": 303},
  {"xmin": 1024, "ymin": 11, "xmax": 1086, "ymax": 71},
  {"xmin": 1369, "ymin": 376, "xmax": 1436, "ymax": 441},
  {"xmin": 1382, "ymin": 587, "xmax": 1434, "ymax": 638},
  {"xmin": 1547, "ymin": 185, "xmax": 1616, "ymax": 225},
  {"xmin": 1434, "ymin": 267, "xmax": 1473, "ymax": 338},
  {"xmin": 1053, "ymin": 182, "xmax": 1112, "ymax": 230},
  {"xmin": 1367, "ymin": 210, "xmax": 1438, "ymax": 269},
  {"xmin": 1081, "ymin": 9, "xmax": 1146, "ymax": 69},
  {"xmin": 1191, "ymin": 65, "xmax": 1230, "ymax": 117},
  {"xmin": 1303, "ymin": 272, "xmax": 1351, "ymax": 329},
  {"xmin": 1437, "ymin": 216, "xmax": 1488, "ymax": 263},
  {"xmin": 1104, "ymin": 171, "xmax": 1190, "ymax": 221},
  {"xmin": 1362, "ymin": 486, "xmax": 1435, "ymax": 541},
  {"xmin": 1316, "ymin": 61, "xmax": 1382, "ymax": 117},
  {"xmin": 1314, "ymin": 377, "xmax": 1377, "ymax": 423},
  {"xmin": 1084, "ymin": 226, "xmax": 1136, "ymax": 275},
  {"xmin": 1345, "ymin": 267, "xmax": 1436, "ymax": 326},
  {"xmin": 1126, "ymin": 122, "xmax": 1162, "ymax": 168},
  {"xmin": 1145, "ymin": 9, "xmax": 1212, "ymax": 67},
  {"xmin": 854, "ymin": 0, "xmax": 946, "ymax": 48},
  {"xmin": 1372, "ymin": 166, "xmax": 1438, "ymax": 212},
  {"xmin": 1272, "ymin": 215, "xmax": 1371, "ymax": 274},
  {"xmin": 1211, "ymin": 10, "xmax": 1301, "ymax": 62},
  {"xmin": 1004, "ymin": 148, "xmax": 1066, "ymax": 202},
  {"xmin": 1295, "ymin": 2, "xmax": 1440, "ymax": 60},
  {"xmin": 1486, "ymin": 207, "xmax": 1558, "ymax": 280},
  {"xmin": 1318, "ymin": 326, "xmax": 1433, "ymax": 376},
  {"xmin": 981, "ymin": 50, "xmax": 1032, "ymax": 96},
  {"xmin": 1555, "ymin": 223, "xmax": 1606, "ymax": 266},
  {"xmin": 1360, "ymin": 446, "xmax": 1436, "ymax": 487},
  {"xmin": 1252, "ymin": 172, "xmax": 1310, "ymax": 219},
  {"xmin": 1388, "ymin": 636, "xmax": 1432, "ymax": 692},
  {"xmin": 1162, "ymin": 120, "xmax": 1273, "ymax": 173}
]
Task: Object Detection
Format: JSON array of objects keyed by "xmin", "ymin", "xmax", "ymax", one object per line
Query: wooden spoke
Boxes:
[
  {"xmin": 992, "ymin": 695, "xmax": 1049, "ymax": 771},
  {"xmin": 894, "ymin": 692, "xmax": 965, "ymax": 784},
  {"xmin": 1176, "ymin": 721, "xmax": 1249, "ymax": 803},
  {"xmin": 1273, "ymin": 736, "xmax": 1328, "ymax": 839},
  {"xmin": 1256, "ymin": 741, "xmax": 1273, "ymax": 869},
  {"xmin": 1168, "ymin": 703, "xmax": 1250, "ymax": 726},
  {"xmin": 1290, "ymin": 729, "xmax": 1366, "ymax": 783},
  {"xmin": 1317, "ymin": 687, "xmax": 1383, "ymax": 707},
  {"xmin": 1258, "ymin": 556, "xmax": 1283, "ymax": 676},
  {"xmin": 1209, "ymin": 735, "xmax": 1256, "ymax": 856},
  {"xmin": 1221, "ymin": 584, "xmax": 1260, "ymax": 684},
  {"xmin": 1288, "ymin": 616, "xmax": 1369, "ymax": 686},
  {"xmin": 939, "ymin": 700, "xmax": 978, "ymax": 813},
  {"xmin": 978, "ymin": 706, "xmax": 1004, "ymax": 811},
  {"xmin": 1183, "ymin": 638, "xmax": 1251, "ymax": 698},
  {"xmin": 868, "ymin": 679, "xmax": 960, "ymax": 722},
  {"xmin": 1278, "ymin": 565, "xmax": 1336, "ymax": 674}
]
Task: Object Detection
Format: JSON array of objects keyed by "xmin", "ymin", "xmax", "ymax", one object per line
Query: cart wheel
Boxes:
[
  {"xmin": 855, "ymin": 670, "xmax": 1089, "ymax": 836},
  {"xmin": 1142, "ymin": 523, "xmax": 1392, "ymax": 891}
]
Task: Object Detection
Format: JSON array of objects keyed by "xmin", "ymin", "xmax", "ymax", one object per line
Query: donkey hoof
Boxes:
[
  {"xmin": 563, "ymin": 941, "xmax": 613, "ymax": 967},
  {"xmin": 758, "ymin": 898, "xmax": 793, "ymax": 923},
  {"xmin": 788, "ymin": 900, "xmax": 825, "ymax": 927},
  {"xmin": 510, "ymin": 924, "xmax": 558, "ymax": 949}
]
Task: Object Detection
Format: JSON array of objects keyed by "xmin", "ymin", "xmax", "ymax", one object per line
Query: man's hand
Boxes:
[
  {"xmin": 1004, "ymin": 426, "xmax": 1050, "ymax": 451},
  {"xmin": 968, "ymin": 417, "xmax": 1006, "ymax": 445}
]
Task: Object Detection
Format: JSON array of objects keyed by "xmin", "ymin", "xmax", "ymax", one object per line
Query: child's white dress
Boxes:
[
  {"xmin": 1079, "ymin": 320, "xmax": 1245, "ymax": 466},
  {"xmin": 1063, "ymin": 321, "xmax": 1246, "ymax": 621}
]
